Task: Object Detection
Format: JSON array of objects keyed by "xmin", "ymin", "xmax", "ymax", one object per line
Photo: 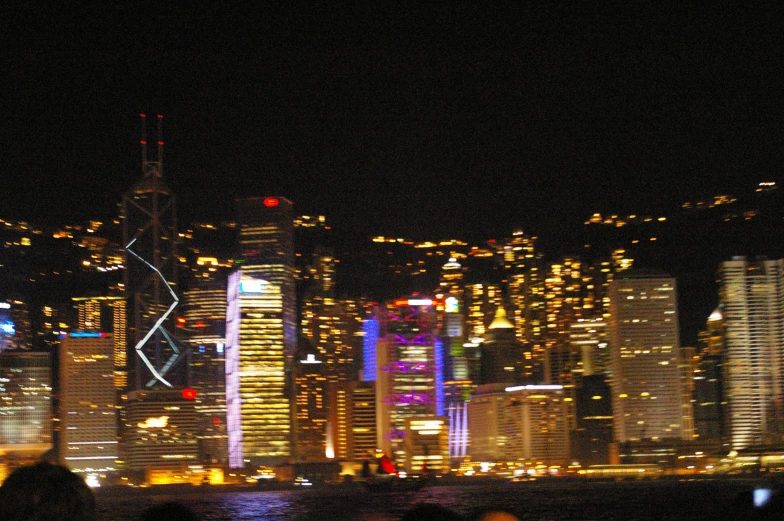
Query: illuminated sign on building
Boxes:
[
  {"xmin": 181, "ymin": 388, "xmax": 197, "ymax": 400},
  {"xmin": 1, "ymin": 321, "xmax": 14, "ymax": 335},
  {"xmin": 393, "ymin": 298, "xmax": 434, "ymax": 307},
  {"xmin": 137, "ymin": 416, "xmax": 169, "ymax": 429},
  {"xmin": 0, "ymin": 303, "xmax": 10, "ymax": 309},
  {"xmin": 263, "ymin": 197, "xmax": 279, "ymax": 207},
  {"xmin": 239, "ymin": 279, "xmax": 267, "ymax": 294},
  {"xmin": 70, "ymin": 332, "xmax": 107, "ymax": 338},
  {"xmin": 505, "ymin": 384, "xmax": 564, "ymax": 392},
  {"xmin": 445, "ymin": 297, "xmax": 459, "ymax": 313}
]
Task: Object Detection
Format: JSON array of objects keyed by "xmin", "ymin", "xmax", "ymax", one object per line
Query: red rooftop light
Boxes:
[{"xmin": 263, "ymin": 197, "xmax": 279, "ymax": 207}]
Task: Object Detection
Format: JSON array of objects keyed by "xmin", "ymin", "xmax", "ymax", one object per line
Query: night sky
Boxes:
[{"xmin": 3, "ymin": 4, "xmax": 783, "ymax": 247}]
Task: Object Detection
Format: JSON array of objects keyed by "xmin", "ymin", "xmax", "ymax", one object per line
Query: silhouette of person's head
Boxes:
[
  {"xmin": 401, "ymin": 503, "xmax": 465, "ymax": 521},
  {"xmin": 138, "ymin": 501, "xmax": 200, "ymax": 521},
  {"xmin": 0, "ymin": 462, "xmax": 96, "ymax": 521}
]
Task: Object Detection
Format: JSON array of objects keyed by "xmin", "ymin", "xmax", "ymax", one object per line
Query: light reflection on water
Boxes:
[{"xmin": 96, "ymin": 479, "xmax": 763, "ymax": 521}]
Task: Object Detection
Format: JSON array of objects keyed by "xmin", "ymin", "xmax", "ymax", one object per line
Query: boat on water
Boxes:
[{"xmin": 359, "ymin": 454, "xmax": 429, "ymax": 493}]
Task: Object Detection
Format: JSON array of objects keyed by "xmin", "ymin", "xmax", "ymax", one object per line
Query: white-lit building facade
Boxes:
[{"xmin": 720, "ymin": 257, "xmax": 784, "ymax": 449}]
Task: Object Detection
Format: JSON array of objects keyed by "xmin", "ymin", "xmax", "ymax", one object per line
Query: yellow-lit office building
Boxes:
[
  {"xmin": 59, "ymin": 333, "xmax": 118, "ymax": 475},
  {"xmin": 226, "ymin": 272, "xmax": 290, "ymax": 467}
]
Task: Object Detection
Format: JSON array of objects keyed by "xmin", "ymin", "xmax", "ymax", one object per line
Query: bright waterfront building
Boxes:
[
  {"xmin": 226, "ymin": 196, "xmax": 296, "ymax": 468},
  {"xmin": 719, "ymin": 257, "xmax": 784, "ymax": 449},
  {"xmin": 59, "ymin": 332, "xmax": 118, "ymax": 475},
  {"xmin": 608, "ymin": 272, "xmax": 692, "ymax": 442}
]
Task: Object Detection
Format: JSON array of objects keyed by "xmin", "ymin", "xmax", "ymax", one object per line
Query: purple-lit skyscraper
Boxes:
[{"xmin": 371, "ymin": 297, "xmax": 446, "ymax": 464}]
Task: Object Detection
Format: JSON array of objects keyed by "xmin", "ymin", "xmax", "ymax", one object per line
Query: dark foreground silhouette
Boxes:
[{"xmin": 0, "ymin": 462, "xmax": 96, "ymax": 521}]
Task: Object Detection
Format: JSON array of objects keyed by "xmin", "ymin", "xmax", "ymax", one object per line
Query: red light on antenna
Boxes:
[
  {"xmin": 182, "ymin": 388, "xmax": 197, "ymax": 400},
  {"xmin": 157, "ymin": 114, "xmax": 163, "ymax": 119},
  {"xmin": 140, "ymin": 113, "xmax": 146, "ymax": 118},
  {"xmin": 140, "ymin": 140, "xmax": 147, "ymax": 145},
  {"xmin": 263, "ymin": 197, "xmax": 279, "ymax": 207},
  {"xmin": 157, "ymin": 141, "xmax": 164, "ymax": 145}
]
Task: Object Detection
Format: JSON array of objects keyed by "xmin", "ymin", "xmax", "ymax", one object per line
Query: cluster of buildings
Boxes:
[{"xmin": 1, "ymin": 155, "xmax": 784, "ymax": 485}]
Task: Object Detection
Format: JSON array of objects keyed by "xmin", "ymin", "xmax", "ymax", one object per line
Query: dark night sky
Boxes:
[{"xmin": 2, "ymin": 3, "xmax": 783, "ymax": 248}]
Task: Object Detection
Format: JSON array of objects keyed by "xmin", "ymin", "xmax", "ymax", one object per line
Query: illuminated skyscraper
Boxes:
[
  {"xmin": 719, "ymin": 257, "xmax": 784, "ymax": 449},
  {"xmin": 181, "ymin": 280, "xmax": 227, "ymax": 464},
  {"xmin": 371, "ymin": 298, "xmax": 446, "ymax": 464},
  {"xmin": 226, "ymin": 272, "xmax": 291, "ymax": 467},
  {"xmin": 59, "ymin": 333, "xmax": 118, "ymax": 476},
  {"xmin": 480, "ymin": 306, "xmax": 534, "ymax": 384},
  {"xmin": 293, "ymin": 339, "xmax": 328, "ymax": 461},
  {"xmin": 122, "ymin": 114, "xmax": 189, "ymax": 390},
  {"xmin": 123, "ymin": 389, "xmax": 199, "ymax": 472},
  {"xmin": 300, "ymin": 248, "xmax": 358, "ymax": 384},
  {"xmin": 226, "ymin": 197, "xmax": 296, "ymax": 468},
  {"xmin": 468, "ymin": 383, "xmax": 569, "ymax": 465},
  {"xmin": 235, "ymin": 196, "xmax": 296, "ymax": 361},
  {"xmin": 544, "ymin": 257, "xmax": 587, "ymax": 386},
  {"xmin": 496, "ymin": 230, "xmax": 546, "ymax": 369},
  {"xmin": 325, "ymin": 380, "xmax": 378, "ymax": 461},
  {"xmin": 464, "ymin": 282, "xmax": 504, "ymax": 344},
  {"xmin": 72, "ymin": 296, "xmax": 127, "ymax": 390},
  {"xmin": 0, "ymin": 351, "xmax": 52, "ymax": 449},
  {"xmin": 608, "ymin": 272, "xmax": 691, "ymax": 442},
  {"xmin": 692, "ymin": 308, "xmax": 725, "ymax": 440}
]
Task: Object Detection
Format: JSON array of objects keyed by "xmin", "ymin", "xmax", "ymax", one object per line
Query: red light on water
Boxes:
[
  {"xmin": 182, "ymin": 388, "xmax": 197, "ymax": 400},
  {"xmin": 263, "ymin": 197, "xmax": 279, "ymax": 207}
]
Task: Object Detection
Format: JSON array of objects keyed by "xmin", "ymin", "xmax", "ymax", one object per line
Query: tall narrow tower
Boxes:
[{"xmin": 122, "ymin": 114, "xmax": 189, "ymax": 390}]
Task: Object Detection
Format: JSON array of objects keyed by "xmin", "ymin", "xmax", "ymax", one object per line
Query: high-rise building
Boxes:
[
  {"xmin": 468, "ymin": 383, "xmax": 569, "ymax": 465},
  {"xmin": 293, "ymin": 339, "xmax": 328, "ymax": 461},
  {"xmin": 325, "ymin": 380, "xmax": 377, "ymax": 461},
  {"xmin": 569, "ymin": 317, "xmax": 609, "ymax": 382},
  {"xmin": 372, "ymin": 298, "xmax": 445, "ymax": 463},
  {"xmin": 0, "ymin": 351, "xmax": 52, "ymax": 472},
  {"xmin": 692, "ymin": 308, "xmax": 725, "ymax": 441},
  {"xmin": 300, "ymin": 248, "xmax": 357, "ymax": 384},
  {"xmin": 226, "ymin": 196, "xmax": 296, "ymax": 468},
  {"xmin": 181, "ymin": 280, "xmax": 227, "ymax": 464},
  {"xmin": 480, "ymin": 306, "xmax": 532, "ymax": 385},
  {"xmin": 58, "ymin": 332, "xmax": 118, "ymax": 476},
  {"xmin": 496, "ymin": 230, "xmax": 546, "ymax": 369},
  {"xmin": 123, "ymin": 389, "xmax": 199, "ymax": 472},
  {"xmin": 545, "ymin": 257, "xmax": 587, "ymax": 386},
  {"xmin": 608, "ymin": 272, "xmax": 691, "ymax": 442},
  {"xmin": 122, "ymin": 116, "xmax": 189, "ymax": 390},
  {"xmin": 719, "ymin": 257, "xmax": 784, "ymax": 449},
  {"xmin": 72, "ymin": 296, "xmax": 127, "ymax": 390},
  {"xmin": 235, "ymin": 196, "xmax": 296, "ymax": 360},
  {"xmin": 226, "ymin": 271, "xmax": 291, "ymax": 467}
]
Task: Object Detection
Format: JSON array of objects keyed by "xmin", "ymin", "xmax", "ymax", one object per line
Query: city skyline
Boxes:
[{"xmin": 2, "ymin": 5, "xmax": 782, "ymax": 246}]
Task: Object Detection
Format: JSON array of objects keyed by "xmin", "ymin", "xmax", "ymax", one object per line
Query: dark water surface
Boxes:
[{"xmin": 95, "ymin": 478, "xmax": 766, "ymax": 521}]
